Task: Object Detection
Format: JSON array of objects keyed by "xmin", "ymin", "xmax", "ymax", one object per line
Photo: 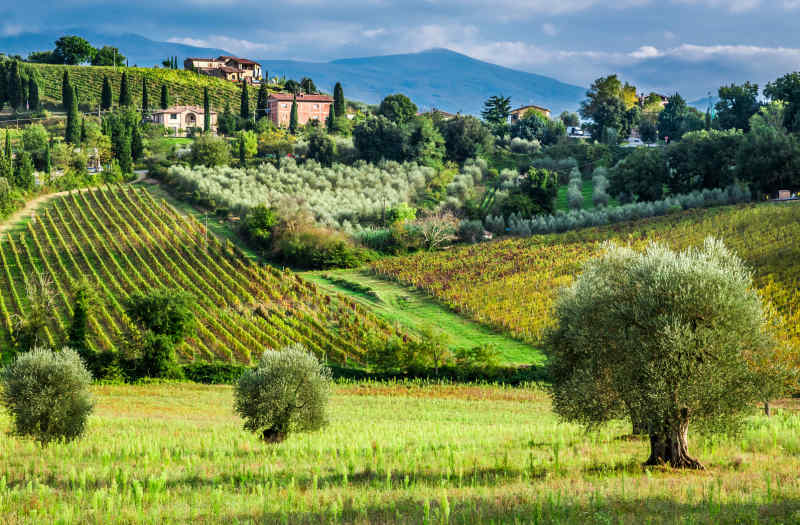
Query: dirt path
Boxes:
[{"xmin": 0, "ymin": 170, "xmax": 147, "ymax": 234}]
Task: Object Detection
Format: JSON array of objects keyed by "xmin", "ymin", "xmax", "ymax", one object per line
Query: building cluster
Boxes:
[{"xmin": 184, "ymin": 56, "xmax": 262, "ymax": 83}]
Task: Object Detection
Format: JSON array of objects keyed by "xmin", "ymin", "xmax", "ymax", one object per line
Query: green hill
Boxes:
[
  {"xmin": 28, "ymin": 63, "xmax": 262, "ymax": 111},
  {"xmin": 372, "ymin": 202, "xmax": 800, "ymax": 348},
  {"xmin": 0, "ymin": 186, "xmax": 406, "ymax": 366}
]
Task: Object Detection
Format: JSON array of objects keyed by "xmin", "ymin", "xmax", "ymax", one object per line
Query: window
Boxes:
[
  {"xmin": 313, "ymin": 104, "xmax": 319, "ymax": 109},
  {"xmin": 170, "ymin": 114, "xmax": 178, "ymax": 120},
  {"xmin": 281, "ymin": 103, "xmax": 288, "ymax": 108}
]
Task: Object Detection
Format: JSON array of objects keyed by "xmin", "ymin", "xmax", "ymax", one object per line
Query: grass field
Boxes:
[
  {"xmin": 1, "ymin": 382, "xmax": 799, "ymax": 523},
  {"xmin": 555, "ymin": 180, "xmax": 594, "ymax": 211},
  {"xmin": 0, "ymin": 186, "xmax": 407, "ymax": 366},
  {"xmin": 303, "ymin": 270, "xmax": 543, "ymax": 365},
  {"xmin": 372, "ymin": 202, "xmax": 800, "ymax": 347}
]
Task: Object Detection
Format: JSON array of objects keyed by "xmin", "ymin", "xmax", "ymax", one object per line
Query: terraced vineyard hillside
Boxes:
[
  {"xmin": 28, "ymin": 63, "xmax": 262, "ymax": 111},
  {"xmin": 373, "ymin": 202, "xmax": 800, "ymax": 348},
  {"xmin": 0, "ymin": 186, "xmax": 403, "ymax": 365}
]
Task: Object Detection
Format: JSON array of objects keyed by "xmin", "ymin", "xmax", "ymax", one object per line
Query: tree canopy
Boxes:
[
  {"xmin": 52, "ymin": 36, "xmax": 96, "ymax": 65},
  {"xmin": 377, "ymin": 94, "xmax": 418, "ymax": 124},
  {"xmin": 92, "ymin": 46, "xmax": 125, "ymax": 67},
  {"xmin": 546, "ymin": 239, "xmax": 785, "ymax": 469},
  {"xmin": 715, "ymin": 82, "xmax": 761, "ymax": 132}
]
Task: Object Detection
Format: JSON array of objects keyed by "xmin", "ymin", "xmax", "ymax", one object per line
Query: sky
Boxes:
[{"xmin": 2, "ymin": 0, "xmax": 800, "ymax": 100}]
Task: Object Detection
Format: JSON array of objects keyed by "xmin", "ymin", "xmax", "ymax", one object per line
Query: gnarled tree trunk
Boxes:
[{"xmin": 644, "ymin": 409, "xmax": 704, "ymax": 470}]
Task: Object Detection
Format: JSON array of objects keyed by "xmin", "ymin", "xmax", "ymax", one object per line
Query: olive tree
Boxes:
[
  {"xmin": 1, "ymin": 347, "xmax": 93, "ymax": 445},
  {"xmin": 545, "ymin": 238, "xmax": 784, "ymax": 469},
  {"xmin": 234, "ymin": 344, "xmax": 330, "ymax": 443}
]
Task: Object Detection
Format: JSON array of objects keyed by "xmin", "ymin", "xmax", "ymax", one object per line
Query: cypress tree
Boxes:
[
  {"xmin": 28, "ymin": 77, "xmax": 40, "ymax": 111},
  {"xmin": 326, "ymin": 104, "xmax": 335, "ymax": 133},
  {"xmin": 256, "ymin": 83, "xmax": 268, "ymax": 120},
  {"xmin": 65, "ymin": 86, "xmax": 80, "ymax": 144},
  {"xmin": 141, "ymin": 78, "xmax": 149, "ymax": 112},
  {"xmin": 80, "ymin": 117, "xmax": 86, "ymax": 143},
  {"xmin": 131, "ymin": 125, "xmax": 143, "ymax": 161},
  {"xmin": 160, "ymin": 84, "xmax": 170, "ymax": 109},
  {"xmin": 43, "ymin": 142, "xmax": 51, "ymax": 174},
  {"xmin": 61, "ymin": 70, "xmax": 71, "ymax": 110},
  {"xmin": 101, "ymin": 75, "xmax": 113, "ymax": 110},
  {"xmin": 0, "ymin": 133, "xmax": 10, "ymax": 181},
  {"xmin": 68, "ymin": 282, "xmax": 95, "ymax": 353},
  {"xmin": 118, "ymin": 129, "xmax": 132, "ymax": 174},
  {"xmin": 119, "ymin": 71, "xmax": 131, "ymax": 106},
  {"xmin": 4, "ymin": 131, "xmax": 10, "ymax": 161},
  {"xmin": 16, "ymin": 74, "xmax": 25, "ymax": 111},
  {"xmin": 240, "ymin": 80, "xmax": 250, "ymax": 120},
  {"xmin": 289, "ymin": 95, "xmax": 298, "ymax": 134},
  {"xmin": 7, "ymin": 61, "xmax": 22, "ymax": 110},
  {"xmin": 238, "ymin": 136, "xmax": 246, "ymax": 165},
  {"xmin": 203, "ymin": 87, "xmax": 211, "ymax": 132},
  {"xmin": 13, "ymin": 151, "xmax": 34, "ymax": 190},
  {"xmin": 333, "ymin": 82, "xmax": 345, "ymax": 117}
]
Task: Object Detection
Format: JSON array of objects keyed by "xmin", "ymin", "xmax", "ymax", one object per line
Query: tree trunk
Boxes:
[
  {"xmin": 631, "ymin": 415, "xmax": 648, "ymax": 435},
  {"xmin": 764, "ymin": 401, "xmax": 771, "ymax": 417},
  {"xmin": 644, "ymin": 412, "xmax": 704, "ymax": 470}
]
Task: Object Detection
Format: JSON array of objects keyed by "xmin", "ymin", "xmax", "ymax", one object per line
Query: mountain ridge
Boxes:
[{"xmin": 0, "ymin": 30, "xmax": 586, "ymax": 115}]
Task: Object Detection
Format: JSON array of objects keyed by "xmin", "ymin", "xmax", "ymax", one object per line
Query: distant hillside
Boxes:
[
  {"xmin": 0, "ymin": 30, "xmax": 229, "ymax": 67},
  {"xmin": 27, "ymin": 63, "xmax": 258, "ymax": 112},
  {"xmin": 259, "ymin": 49, "xmax": 586, "ymax": 116},
  {"xmin": 2, "ymin": 31, "xmax": 587, "ymax": 116}
]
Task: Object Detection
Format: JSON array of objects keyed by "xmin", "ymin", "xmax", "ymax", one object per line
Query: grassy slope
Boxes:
[
  {"xmin": 303, "ymin": 269, "xmax": 543, "ymax": 365},
  {"xmin": 555, "ymin": 179, "xmax": 594, "ymax": 211},
  {"xmin": 372, "ymin": 202, "xmax": 800, "ymax": 347},
  {"xmin": 2, "ymin": 382, "xmax": 798, "ymax": 523},
  {"xmin": 28, "ymin": 63, "xmax": 264, "ymax": 111}
]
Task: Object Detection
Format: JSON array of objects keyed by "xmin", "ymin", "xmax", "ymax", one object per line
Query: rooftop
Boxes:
[{"xmin": 151, "ymin": 105, "xmax": 217, "ymax": 115}]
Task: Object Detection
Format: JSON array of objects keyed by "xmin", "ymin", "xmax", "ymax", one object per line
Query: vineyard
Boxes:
[
  {"xmin": 27, "ymin": 63, "xmax": 263, "ymax": 112},
  {"xmin": 0, "ymin": 186, "xmax": 406, "ymax": 365},
  {"xmin": 373, "ymin": 202, "xmax": 800, "ymax": 347}
]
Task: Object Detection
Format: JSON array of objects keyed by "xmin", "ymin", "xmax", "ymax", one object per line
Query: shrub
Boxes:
[
  {"xmin": 234, "ymin": 344, "xmax": 331, "ymax": 442},
  {"xmin": 273, "ymin": 227, "xmax": 375, "ymax": 269},
  {"xmin": 457, "ymin": 220, "xmax": 484, "ymax": 243},
  {"xmin": 190, "ymin": 134, "xmax": 230, "ymax": 167},
  {"xmin": 1, "ymin": 347, "xmax": 93, "ymax": 445}
]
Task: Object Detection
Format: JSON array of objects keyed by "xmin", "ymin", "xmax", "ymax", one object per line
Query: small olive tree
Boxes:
[
  {"xmin": 234, "ymin": 344, "xmax": 331, "ymax": 443},
  {"xmin": 1, "ymin": 347, "xmax": 94, "ymax": 445},
  {"xmin": 545, "ymin": 238, "xmax": 785, "ymax": 469}
]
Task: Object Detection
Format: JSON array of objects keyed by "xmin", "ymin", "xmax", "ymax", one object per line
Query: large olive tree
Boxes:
[{"xmin": 545, "ymin": 238, "xmax": 786, "ymax": 469}]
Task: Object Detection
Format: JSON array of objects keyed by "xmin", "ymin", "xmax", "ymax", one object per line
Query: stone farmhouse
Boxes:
[
  {"xmin": 184, "ymin": 56, "xmax": 262, "ymax": 83},
  {"xmin": 510, "ymin": 104, "xmax": 552, "ymax": 122},
  {"xmin": 151, "ymin": 105, "xmax": 217, "ymax": 135},
  {"xmin": 266, "ymin": 93, "xmax": 333, "ymax": 128}
]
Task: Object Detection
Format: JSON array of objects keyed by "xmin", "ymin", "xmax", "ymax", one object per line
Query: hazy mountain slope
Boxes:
[{"xmin": 259, "ymin": 49, "xmax": 586, "ymax": 115}]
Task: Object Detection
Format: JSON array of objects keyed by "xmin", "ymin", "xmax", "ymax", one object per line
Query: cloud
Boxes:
[{"xmin": 541, "ymin": 23, "xmax": 558, "ymax": 36}]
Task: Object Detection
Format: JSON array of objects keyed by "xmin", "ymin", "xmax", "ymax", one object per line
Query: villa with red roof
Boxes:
[
  {"xmin": 184, "ymin": 56, "xmax": 262, "ymax": 83},
  {"xmin": 267, "ymin": 93, "xmax": 333, "ymax": 128}
]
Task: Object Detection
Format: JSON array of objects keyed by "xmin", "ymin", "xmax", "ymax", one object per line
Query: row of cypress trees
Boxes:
[
  {"xmin": 98, "ymin": 72, "xmax": 171, "ymax": 111},
  {"xmin": 1, "ymin": 61, "xmax": 41, "ymax": 112}
]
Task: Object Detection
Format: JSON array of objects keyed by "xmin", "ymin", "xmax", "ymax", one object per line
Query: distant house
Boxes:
[
  {"xmin": 510, "ymin": 104, "xmax": 551, "ymax": 122},
  {"xmin": 151, "ymin": 105, "xmax": 217, "ymax": 135},
  {"xmin": 417, "ymin": 108, "xmax": 458, "ymax": 120},
  {"xmin": 639, "ymin": 93, "xmax": 669, "ymax": 109},
  {"xmin": 266, "ymin": 93, "xmax": 333, "ymax": 128},
  {"xmin": 567, "ymin": 126, "xmax": 590, "ymax": 139},
  {"xmin": 184, "ymin": 56, "xmax": 262, "ymax": 83}
]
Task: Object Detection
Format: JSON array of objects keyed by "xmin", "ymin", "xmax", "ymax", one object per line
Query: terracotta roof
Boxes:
[
  {"xmin": 151, "ymin": 105, "xmax": 217, "ymax": 115},
  {"xmin": 218, "ymin": 55, "xmax": 261, "ymax": 66},
  {"xmin": 511, "ymin": 104, "xmax": 551, "ymax": 114},
  {"xmin": 268, "ymin": 93, "xmax": 333, "ymax": 102}
]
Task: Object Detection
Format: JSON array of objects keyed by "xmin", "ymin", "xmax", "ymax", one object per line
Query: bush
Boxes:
[
  {"xmin": 234, "ymin": 344, "xmax": 331, "ymax": 442},
  {"xmin": 190, "ymin": 134, "xmax": 230, "ymax": 167},
  {"xmin": 457, "ymin": 220, "xmax": 484, "ymax": 243},
  {"xmin": 274, "ymin": 227, "xmax": 375, "ymax": 269},
  {"xmin": 1, "ymin": 347, "xmax": 93, "ymax": 445}
]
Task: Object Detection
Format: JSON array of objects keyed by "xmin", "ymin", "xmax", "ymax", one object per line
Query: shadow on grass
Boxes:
[{"xmin": 236, "ymin": 495, "xmax": 800, "ymax": 524}]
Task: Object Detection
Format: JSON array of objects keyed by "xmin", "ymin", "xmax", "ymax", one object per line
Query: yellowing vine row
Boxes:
[
  {"xmin": 0, "ymin": 186, "xmax": 404, "ymax": 364},
  {"xmin": 373, "ymin": 202, "xmax": 800, "ymax": 347}
]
